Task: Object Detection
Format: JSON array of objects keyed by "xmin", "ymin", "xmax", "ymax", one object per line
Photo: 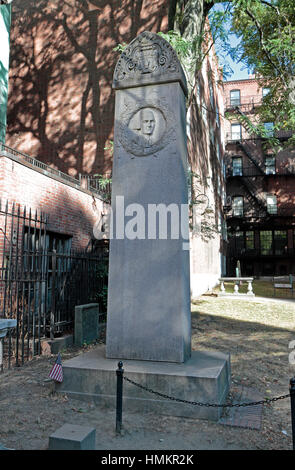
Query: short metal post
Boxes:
[
  {"xmin": 290, "ymin": 377, "xmax": 295, "ymax": 450},
  {"xmin": 0, "ymin": 339, "xmax": 3, "ymax": 373},
  {"xmin": 116, "ymin": 361, "xmax": 124, "ymax": 434}
]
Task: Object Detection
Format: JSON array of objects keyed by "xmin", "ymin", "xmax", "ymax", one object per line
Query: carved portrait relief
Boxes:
[{"xmin": 118, "ymin": 99, "xmax": 176, "ymax": 157}]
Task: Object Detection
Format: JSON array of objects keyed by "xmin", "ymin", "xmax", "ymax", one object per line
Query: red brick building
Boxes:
[
  {"xmin": 223, "ymin": 77, "xmax": 295, "ymax": 277},
  {"xmin": 0, "ymin": 146, "xmax": 108, "ymax": 252},
  {"xmin": 6, "ymin": 0, "xmax": 169, "ymax": 176},
  {"xmin": 2, "ymin": 1, "xmax": 227, "ymax": 297}
]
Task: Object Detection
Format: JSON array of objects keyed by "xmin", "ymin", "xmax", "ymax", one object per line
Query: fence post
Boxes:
[
  {"xmin": 290, "ymin": 377, "xmax": 295, "ymax": 450},
  {"xmin": 116, "ymin": 361, "xmax": 124, "ymax": 434},
  {"xmin": 50, "ymin": 249, "xmax": 56, "ymax": 340}
]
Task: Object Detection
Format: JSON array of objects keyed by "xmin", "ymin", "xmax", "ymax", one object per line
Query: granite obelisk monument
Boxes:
[
  {"xmin": 106, "ymin": 31, "xmax": 191, "ymax": 363},
  {"xmin": 56, "ymin": 33, "xmax": 231, "ymax": 421}
]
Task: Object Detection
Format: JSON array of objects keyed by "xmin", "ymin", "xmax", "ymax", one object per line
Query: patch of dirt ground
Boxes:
[{"xmin": 0, "ymin": 298, "xmax": 294, "ymax": 451}]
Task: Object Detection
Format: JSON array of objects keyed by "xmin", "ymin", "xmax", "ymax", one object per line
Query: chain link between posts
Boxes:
[{"xmin": 123, "ymin": 376, "xmax": 290, "ymax": 408}]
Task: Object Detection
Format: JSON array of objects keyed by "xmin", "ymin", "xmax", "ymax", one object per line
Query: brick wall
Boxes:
[
  {"xmin": 6, "ymin": 0, "xmax": 169, "ymax": 177},
  {"xmin": 0, "ymin": 151, "xmax": 107, "ymax": 251},
  {"xmin": 188, "ymin": 46, "xmax": 227, "ymax": 295}
]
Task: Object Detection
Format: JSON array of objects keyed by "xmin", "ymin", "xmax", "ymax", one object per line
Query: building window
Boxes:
[
  {"xmin": 265, "ymin": 155, "xmax": 276, "ymax": 174},
  {"xmin": 222, "ymin": 220, "xmax": 227, "ymax": 241},
  {"xmin": 266, "ymin": 194, "xmax": 277, "ymax": 214},
  {"xmin": 216, "ymin": 105, "xmax": 220, "ymax": 127},
  {"xmin": 201, "ymin": 102, "xmax": 207, "ymax": 124},
  {"xmin": 232, "ymin": 157, "xmax": 243, "ymax": 176},
  {"xmin": 232, "ymin": 196, "xmax": 243, "ymax": 216},
  {"xmin": 245, "ymin": 231, "xmax": 254, "ymax": 250},
  {"xmin": 216, "ymin": 141, "xmax": 221, "ymax": 162},
  {"xmin": 230, "ymin": 89, "xmax": 240, "ymax": 106},
  {"xmin": 263, "ymin": 122, "xmax": 274, "ymax": 137},
  {"xmin": 260, "ymin": 230, "xmax": 273, "ymax": 255},
  {"xmin": 260, "ymin": 230, "xmax": 287, "ymax": 256},
  {"xmin": 223, "ymin": 161, "xmax": 227, "ymax": 180},
  {"xmin": 209, "ymin": 126, "xmax": 214, "ymax": 145},
  {"xmin": 196, "ymin": 82, "xmax": 201, "ymax": 105},
  {"xmin": 235, "ymin": 231, "xmax": 244, "ymax": 251},
  {"xmin": 231, "ymin": 123, "xmax": 242, "ymax": 141},
  {"xmin": 274, "ymin": 230, "xmax": 287, "ymax": 255},
  {"xmin": 209, "ymin": 83, "xmax": 214, "ymax": 107}
]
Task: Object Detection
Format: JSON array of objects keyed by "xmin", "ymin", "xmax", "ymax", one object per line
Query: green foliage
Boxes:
[
  {"xmin": 113, "ymin": 1, "xmax": 295, "ymax": 149},
  {"xmin": 92, "ymin": 174, "xmax": 111, "ymax": 189},
  {"xmin": 209, "ymin": 0, "xmax": 295, "ymax": 149},
  {"xmin": 95, "ymin": 259, "xmax": 108, "ymax": 313},
  {"xmin": 104, "ymin": 140, "xmax": 114, "ymax": 155},
  {"xmin": 112, "ymin": 43, "xmax": 127, "ymax": 53},
  {"xmin": 157, "ymin": 30, "xmax": 193, "ymax": 60}
]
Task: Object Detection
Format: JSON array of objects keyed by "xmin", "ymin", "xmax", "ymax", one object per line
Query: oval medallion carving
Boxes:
[{"xmin": 118, "ymin": 99, "xmax": 176, "ymax": 157}]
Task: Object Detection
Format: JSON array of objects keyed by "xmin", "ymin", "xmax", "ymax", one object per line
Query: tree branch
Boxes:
[{"xmin": 245, "ymin": 8, "xmax": 286, "ymax": 85}]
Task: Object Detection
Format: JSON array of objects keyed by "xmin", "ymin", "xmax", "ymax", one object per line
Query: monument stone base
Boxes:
[{"xmin": 55, "ymin": 346, "xmax": 231, "ymax": 421}]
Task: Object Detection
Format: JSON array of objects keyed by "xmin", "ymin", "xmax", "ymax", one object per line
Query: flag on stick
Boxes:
[{"xmin": 49, "ymin": 353, "xmax": 63, "ymax": 383}]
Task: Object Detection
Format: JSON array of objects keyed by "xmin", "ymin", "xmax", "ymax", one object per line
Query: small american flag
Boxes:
[{"xmin": 49, "ymin": 353, "xmax": 63, "ymax": 383}]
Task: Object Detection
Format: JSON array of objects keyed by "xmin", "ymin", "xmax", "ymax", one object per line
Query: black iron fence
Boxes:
[
  {"xmin": 79, "ymin": 174, "xmax": 112, "ymax": 202},
  {"xmin": 0, "ymin": 200, "xmax": 108, "ymax": 369}
]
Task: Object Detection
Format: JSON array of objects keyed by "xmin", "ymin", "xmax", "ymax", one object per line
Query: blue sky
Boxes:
[
  {"xmin": 221, "ymin": 37, "xmax": 251, "ymax": 81},
  {"xmin": 210, "ymin": 2, "xmax": 253, "ymax": 81}
]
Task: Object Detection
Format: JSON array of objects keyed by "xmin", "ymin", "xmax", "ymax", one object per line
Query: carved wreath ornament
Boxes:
[
  {"xmin": 113, "ymin": 31, "xmax": 180, "ymax": 84},
  {"xmin": 118, "ymin": 99, "xmax": 176, "ymax": 157}
]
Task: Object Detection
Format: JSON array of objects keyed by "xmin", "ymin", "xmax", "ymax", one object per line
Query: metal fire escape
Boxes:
[{"xmin": 231, "ymin": 106, "xmax": 268, "ymax": 216}]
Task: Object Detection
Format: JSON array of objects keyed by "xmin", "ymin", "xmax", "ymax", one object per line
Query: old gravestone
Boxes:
[{"xmin": 106, "ymin": 31, "xmax": 191, "ymax": 363}]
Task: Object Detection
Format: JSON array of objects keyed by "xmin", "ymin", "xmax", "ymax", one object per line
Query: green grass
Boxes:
[
  {"xmin": 192, "ymin": 296, "xmax": 295, "ymax": 329},
  {"xmin": 212, "ymin": 279, "xmax": 294, "ymax": 299}
]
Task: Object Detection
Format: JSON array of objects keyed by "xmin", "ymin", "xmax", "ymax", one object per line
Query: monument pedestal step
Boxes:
[{"xmin": 55, "ymin": 346, "xmax": 231, "ymax": 422}]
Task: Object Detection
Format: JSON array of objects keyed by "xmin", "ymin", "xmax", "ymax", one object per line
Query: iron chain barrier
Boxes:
[
  {"xmin": 116, "ymin": 362, "xmax": 295, "ymax": 450},
  {"xmin": 123, "ymin": 375, "xmax": 290, "ymax": 409}
]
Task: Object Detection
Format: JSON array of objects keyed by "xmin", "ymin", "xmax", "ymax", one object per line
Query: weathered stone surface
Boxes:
[
  {"xmin": 113, "ymin": 31, "xmax": 188, "ymax": 96},
  {"xmin": 0, "ymin": 442, "xmax": 13, "ymax": 450},
  {"xmin": 75, "ymin": 303, "xmax": 100, "ymax": 346},
  {"xmin": 55, "ymin": 346, "xmax": 231, "ymax": 422},
  {"xmin": 106, "ymin": 44, "xmax": 191, "ymax": 362},
  {"xmin": 48, "ymin": 424, "xmax": 96, "ymax": 450},
  {"xmin": 41, "ymin": 334, "xmax": 74, "ymax": 355},
  {"xmin": 55, "ymin": 33, "xmax": 231, "ymax": 419},
  {"xmin": 0, "ymin": 319, "xmax": 16, "ymax": 339}
]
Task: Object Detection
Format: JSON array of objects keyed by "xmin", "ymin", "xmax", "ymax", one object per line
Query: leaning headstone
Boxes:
[
  {"xmin": 48, "ymin": 424, "xmax": 96, "ymax": 450},
  {"xmin": 106, "ymin": 31, "xmax": 191, "ymax": 363}
]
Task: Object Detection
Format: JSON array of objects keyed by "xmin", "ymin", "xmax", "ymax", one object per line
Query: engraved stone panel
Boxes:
[
  {"xmin": 113, "ymin": 31, "xmax": 187, "ymax": 96},
  {"xmin": 107, "ymin": 33, "xmax": 191, "ymax": 363}
]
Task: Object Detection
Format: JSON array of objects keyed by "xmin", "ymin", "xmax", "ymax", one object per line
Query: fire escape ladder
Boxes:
[
  {"xmin": 238, "ymin": 141, "xmax": 265, "ymax": 175},
  {"xmin": 240, "ymin": 176, "xmax": 268, "ymax": 215},
  {"xmin": 234, "ymin": 106, "xmax": 265, "ymax": 175}
]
